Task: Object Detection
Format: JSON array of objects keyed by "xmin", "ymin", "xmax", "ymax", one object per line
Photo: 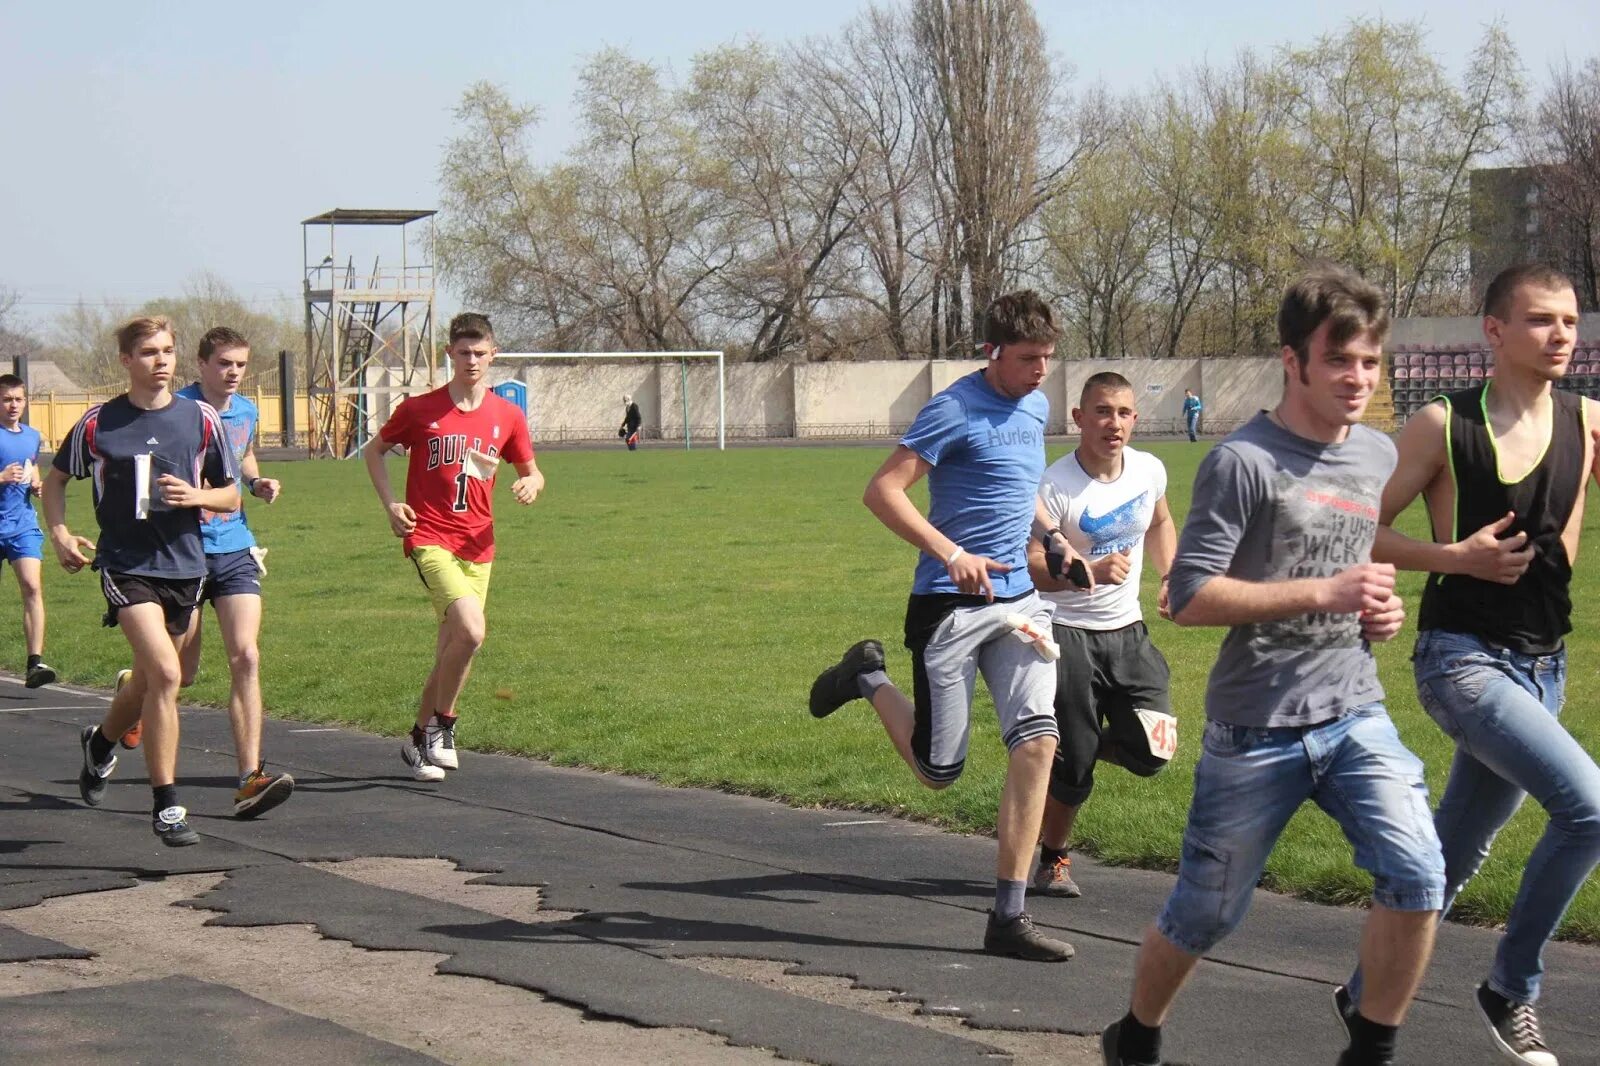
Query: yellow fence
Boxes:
[{"xmin": 28, "ymin": 389, "xmax": 312, "ymax": 452}]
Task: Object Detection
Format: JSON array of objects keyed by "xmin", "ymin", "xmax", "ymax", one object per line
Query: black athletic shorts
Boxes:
[
  {"xmin": 100, "ymin": 570, "xmax": 204, "ymax": 636},
  {"xmin": 198, "ymin": 548, "xmax": 262, "ymax": 604},
  {"xmin": 1048, "ymin": 620, "xmax": 1172, "ymax": 807}
]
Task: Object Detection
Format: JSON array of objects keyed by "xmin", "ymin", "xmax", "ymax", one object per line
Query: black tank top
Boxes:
[{"xmin": 1416, "ymin": 385, "xmax": 1586, "ymax": 654}]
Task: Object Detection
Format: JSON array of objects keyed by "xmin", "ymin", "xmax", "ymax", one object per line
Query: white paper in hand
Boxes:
[
  {"xmin": 463, "ymin": 448, "xmax": 499, "ymax": 482},
  {"xmin": 133, "ymin": 453, "xmax": 152, "ymax": 520}
]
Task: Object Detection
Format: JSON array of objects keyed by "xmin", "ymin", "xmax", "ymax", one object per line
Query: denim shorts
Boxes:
[{"xmin": 1157, "ymin": 703, "xmax": 1445, "ymax": 956}]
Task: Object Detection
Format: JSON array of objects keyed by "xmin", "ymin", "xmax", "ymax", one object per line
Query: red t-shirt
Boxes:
[{"xmin": 378, "ymin": 387, "xmax": 535, "ymax": 562}]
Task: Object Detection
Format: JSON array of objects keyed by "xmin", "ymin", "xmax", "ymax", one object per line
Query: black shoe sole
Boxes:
[
  {"xmin": 155, "ymin": 827, "xmax": 201, "ymax": 847},
  {"xmin": 810, "ymin": 640, "xmax": 885, "ymax": 718},
  {"xmin": 25, "ymin": 668, "xmax": 56, "ymax": 689},
  {"xmin": 234, "ymin": 775, "xmax": 295, "ymax": 819}
]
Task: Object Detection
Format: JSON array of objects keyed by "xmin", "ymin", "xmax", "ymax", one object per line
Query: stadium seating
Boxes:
[{"xmin": 1389, "ymin": 344, "xmax": 1600, "ymax": 421}]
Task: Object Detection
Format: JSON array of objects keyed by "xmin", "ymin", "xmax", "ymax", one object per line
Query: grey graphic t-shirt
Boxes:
[{"xmin": 1167, "ymin": 413, "xmax": 1395, "ymax": 727}]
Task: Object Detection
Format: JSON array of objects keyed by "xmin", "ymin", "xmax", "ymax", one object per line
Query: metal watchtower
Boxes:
[{"xmin": 302, "ymin": 209, "xmax": 438, "ymax": 457}]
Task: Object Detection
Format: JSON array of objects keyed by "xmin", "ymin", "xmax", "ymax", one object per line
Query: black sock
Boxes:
[
  {"xmin": 1345, "ymin": 1011, "xmax": 1398, "ymax": 1064},
  {"xmin": 1117, "ymin": 1012, "xmax": 1161, "ymax": 1065},
  {"xmin": 88, "ymin": 727, "xmax": 115, "ymax": 764},
  {"xmin": 410, "ymin": 725, "xmax": 426, "ymax": 745},
  {"xmin": 1040, "ymin": 843, "xmax": 1066, "ymax": 864},
  {"xmin": 26, "ymin": 654, "xmax": 41, "ymax": 670},
  {"xmin": 152, "ymin": 784, "xmax": 179, "ymax": 815},
  {"xmin": 435, "ymin": 711, "xmax": 458, "ymax": 728}
]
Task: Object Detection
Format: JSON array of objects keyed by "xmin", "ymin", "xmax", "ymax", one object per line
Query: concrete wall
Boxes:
[
  {"xmin": 1198, "ymin": 359, "xmax": 1284, "ymax": 430},
  {"xmin": 794, "ymin": 360, "xmax": 930, "ymax": 437}
]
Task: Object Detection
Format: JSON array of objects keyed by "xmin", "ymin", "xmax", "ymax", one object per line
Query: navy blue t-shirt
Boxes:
[
  {"xmin": 53, "ymin": 394, "xmax": 236, "ymax": 579},
  {"xmin": 899, "ymin": 370, "xmax": 1048, "ymax": 597}
]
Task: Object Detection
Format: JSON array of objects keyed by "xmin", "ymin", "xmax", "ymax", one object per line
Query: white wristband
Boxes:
[{"xmin": 945, "ymin": 547, "xmax": 965, "ymax": 566}]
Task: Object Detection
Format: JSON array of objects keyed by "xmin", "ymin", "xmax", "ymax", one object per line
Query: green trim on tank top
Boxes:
[{"xmin": 1480, "ymin": 381, "xmax": 1554, "ymax": 486}]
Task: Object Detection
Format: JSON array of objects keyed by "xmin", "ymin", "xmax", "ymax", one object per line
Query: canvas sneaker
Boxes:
[
  {"xmin": 982, "ymin": 911, "xmax": 1074, "ymax": 962},
  {"xmin": 1475, "ymin": 983, "xmax": 1558, "ymax": 1066},
  {"xmin": 115, "ymin": 669, "xmax": 142, "ymax": 749},
  {"xmin": 152, "ymin": 805, "xmax": 200, "ymax": 847},
  {"xmin": 77, "ymin": 725, "xmax": 117, "ymax": 806},
  {"xmin": 424, "ymin": 716, "xmax": 459, "ymax": 770},
  {"xmin": 1033, "ymin": 852, "xmax": 1082, "ymax": 898},
  {"xmin": 24, "ymin": 661, "xmax": 57, "ymax": 689},
  {"xmin": 402, "ymin": 738, "xmax": 446, "ymax": 782},
  {"xmin": 809, "ymin": 639, "xmax": 885, "ymax": 718},
  {"xmin": 233, "ymin": 766, "xmax": 296, "ymax": 819}
]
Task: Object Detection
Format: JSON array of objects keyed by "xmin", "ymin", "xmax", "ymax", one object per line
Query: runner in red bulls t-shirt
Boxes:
[{"xmin": 362, "ymin": 312, "xmax": 542, "ymax": 781}]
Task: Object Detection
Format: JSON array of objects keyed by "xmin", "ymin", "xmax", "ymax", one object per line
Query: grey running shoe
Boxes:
[
  {"xmin": 1475, "ymin": 983, "xmax": 1558, "ymax": 1065},
  {"xmin": 809, "ymin": 639, "xmax": 885, "ymax": 718},
  {"xmin": 1032, "ymin": 851, "xmax": 1082, "ymax": 898},
  {"xmin": 153, "ymin": 805, "xmax": 200, "ymax": 847},
  {"xmin": 25, "ymin": 662, "xmax": 56, "ymax": 689},
  {"xmin": 78, "ymin": 725, "xmax": 116, "ymax": 807},
  {"xmin": 983, "ymin": 910, "xmax": 1074, "ymax": 962}
]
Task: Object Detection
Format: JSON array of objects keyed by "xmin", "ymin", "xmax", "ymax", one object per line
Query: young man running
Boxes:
[
  {"xmin": 363, "ymin": 312, "xmax": 542, "ymax": 782},
  {"xmin": 44, "ymin": 316, "xmax": 239, "ymax": 847},
  {"xmin": 135, "ymin": 326, "xmax": 290, "ymax": 817},
  {"xmin": 1343, "ymin": 263, "xmax": 1600, "ymax": 1066},
  {"xmin": 0, "ymin": 374, "xmax": 58, "ymax": 689},
  {"xmin": 808, "ymin": 290, "xmax": 1078, "ymax": 963},
  {"xmin": 1100, "ymin": 266, "xmax": 1444, "ymax": 1066},
  {"xmin": 1027, "ymin": 372, "xmax": 1177, "ymax": 900}
]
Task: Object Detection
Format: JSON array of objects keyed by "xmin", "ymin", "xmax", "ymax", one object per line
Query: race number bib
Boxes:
[{"xmin": 1136, "ymin": 709, "xmax": 1178, "ymax": 761}]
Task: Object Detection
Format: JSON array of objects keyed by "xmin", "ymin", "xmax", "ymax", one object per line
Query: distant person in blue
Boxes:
[
  {"xmin": 137, "ymin": 326, "xmax": 291, "ymax": 819},
  {"xmin": 0, "ymin": 374, "xmax": 57, "ymax": 688},
  {"xmin": 808, "ymin": 290, "xmax": 1084, "ymax": 964},
  {"xmin": 1182, "ymin": 388, "xmax": 1202, "ymax": 442}
]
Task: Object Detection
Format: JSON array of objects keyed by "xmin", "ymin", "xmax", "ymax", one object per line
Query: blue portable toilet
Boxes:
[{"xmin": 491, "ymin": 381, "xmax": 527, "ymax": 413}]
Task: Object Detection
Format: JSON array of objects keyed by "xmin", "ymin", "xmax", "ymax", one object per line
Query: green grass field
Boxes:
[{"xmin": 12, "ymin": 441, "xmax": 1599, "ymax": 941}]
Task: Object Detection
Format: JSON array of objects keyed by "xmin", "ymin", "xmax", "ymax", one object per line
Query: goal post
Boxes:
[{"xmin": 493, "ymin": 351, "xmax": 726, "ymax": 450}]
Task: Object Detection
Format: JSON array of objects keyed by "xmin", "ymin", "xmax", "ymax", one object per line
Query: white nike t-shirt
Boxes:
[{"xmin": 1038, "ymin": 445, "xmax": 1167, "ymax": 630}]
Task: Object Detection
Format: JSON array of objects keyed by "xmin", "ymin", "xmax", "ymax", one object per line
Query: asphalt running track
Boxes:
[{"xmin": 1, "ymin": 674, "xmax": 1595, "ymax": 1065}]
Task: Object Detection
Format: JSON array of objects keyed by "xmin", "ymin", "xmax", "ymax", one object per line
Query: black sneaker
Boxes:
[
  {"xmin": 25, "ymin": 662, "xmax": 57, "ymax": 689},
  {"xmin": 809, "ymin": 639, "xmax": 884, "ymax": 718},
  {"xmin": 77, "ymin": 725, "xmax": 116, "ymax": 807},
  {"xmin": 1475, "ymin": 983, "xmax": 1558, "ymax": 1065},
  {"xmin": 983, "ymin": 910, "xmax": 1074, "ymax": 962},
  {"xmin": 1332, "ymin": 983, "xmax": 1356, "ymax": 1041},
  {"xmin": 153, "ymin": 805, "xmax": 200, "ymax": 847},
  {"xmin": 1100, "ymin": 1020, "xmax": 1162, "ymax": 1065}
]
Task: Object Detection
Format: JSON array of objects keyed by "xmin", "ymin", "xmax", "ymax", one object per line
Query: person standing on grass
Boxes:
[
  {"xmin": 619, "ymin": 394, "xmax": 642, "ymax": 451},
  {"xmin": 1181, "ymin": 389, "xmax": 1201, "ymax": 442},
  {"xmin": 1337, "ymin": 263, "xmax": 1600, "ymax": 1066},
  {"xmin": 363, "ymin": 312, "xmax": 543, "ymax": 782},
  {"xmin": 45, "ymin": 316, "xmax": 239, "ymax": 847},
  {"xmin": 1026, "ymin": 371, "xmax": 1178, "ymax": 901},
  {"xmin": 0, "ymin": 374, "xmax": 59, "ymax": 689},
  {"xmin": 108, "ymin": 326, "xmax": 293, "ymax": 818},
  {"xmin": 1100, "ymin": 265, "xmax": 1444, "ymax": 1066},
  {"xmin": 807, "ymin": 289, "xmax": 1081, "ymax": 963}
]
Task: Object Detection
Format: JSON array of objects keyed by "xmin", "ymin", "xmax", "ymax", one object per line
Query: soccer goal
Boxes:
[{"xmin": 493, "ymin": 351, "xmax": 726, "ymax": 450}]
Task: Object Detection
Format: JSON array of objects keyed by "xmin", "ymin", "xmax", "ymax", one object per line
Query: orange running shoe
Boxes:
[{"xmin": 114, "ymin": 669, "xmax": 142, "ymax": 749}]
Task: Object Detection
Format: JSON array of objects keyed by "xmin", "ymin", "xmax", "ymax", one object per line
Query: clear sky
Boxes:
[{"xmin": 2, "ymin": 0, "xmax": 1595, "ymax": 331}]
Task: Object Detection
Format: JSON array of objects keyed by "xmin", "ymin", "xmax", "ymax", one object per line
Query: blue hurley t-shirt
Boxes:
[
  {"xmin": 0, "ymin": 423, "xmax": 42, "ymax": 538},
  {"xmin": 900, "ymin": 370, "xmax": 1048, "ymax": 597},
  {"xmin": 53, "ymin": 394, "xmax": 237, "ymax": 580},
  {"xmin": 177, "ymin": 384, "xmax": 257, "ymax": 553}
]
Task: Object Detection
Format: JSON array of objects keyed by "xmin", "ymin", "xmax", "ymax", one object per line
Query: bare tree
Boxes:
[{"xmin": 1526, "ymin": 58, "xmax": 1600, "ymax": 309}]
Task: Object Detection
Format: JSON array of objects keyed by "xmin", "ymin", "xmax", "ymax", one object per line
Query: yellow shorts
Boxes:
[{"xmin": 410, "ymin": 545, "xmax": 492, "ymax": 620}]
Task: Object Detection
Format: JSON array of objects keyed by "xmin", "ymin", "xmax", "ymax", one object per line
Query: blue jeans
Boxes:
[
  {"xmin": 1158, "ymin": 703, "xmax": 1444, "ymax": 956},
  {"xmin": 1410, "ymin": 629, "xmax": 1600, "ymax": 1004},
  {"xmin": 1185, "ymin": 413, "xmax": 1199, "ymax": 442}
]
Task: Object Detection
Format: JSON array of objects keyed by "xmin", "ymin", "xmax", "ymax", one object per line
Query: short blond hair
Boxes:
[{"xmin": 115, "ymin": 315, "xmax": 176, "ymax": 355}]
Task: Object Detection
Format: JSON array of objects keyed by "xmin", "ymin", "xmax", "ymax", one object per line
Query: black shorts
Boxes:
[
  {"xmin": 198, "ymin": 548, "xmax": 262, "ymax": 604},
  {"xmin": 1048, "ymin": 620, "xmax": 1172, "ymax": 806},
  {"xmin": 100, "ymin": 570, "xmax": 204, "ymax": 637}
]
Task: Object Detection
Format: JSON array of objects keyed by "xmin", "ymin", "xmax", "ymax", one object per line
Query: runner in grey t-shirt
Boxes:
[{"xmin": 1101, "ymin": 266, "xmax": 1445, "ymax": 1066}]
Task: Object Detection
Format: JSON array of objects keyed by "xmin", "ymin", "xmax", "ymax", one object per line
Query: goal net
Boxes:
[{"xmin": 491, "ymin": 351, "xmax": 726, "ymax": 450}]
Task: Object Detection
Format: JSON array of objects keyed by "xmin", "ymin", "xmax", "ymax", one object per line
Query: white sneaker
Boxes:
[
  {"xmin": 401, "ymin": 739, "xmax": 446, "ymax": 782},
  {"xmin": 424, "ymin": 716, "xmax": 459, "ymax": 770}
]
